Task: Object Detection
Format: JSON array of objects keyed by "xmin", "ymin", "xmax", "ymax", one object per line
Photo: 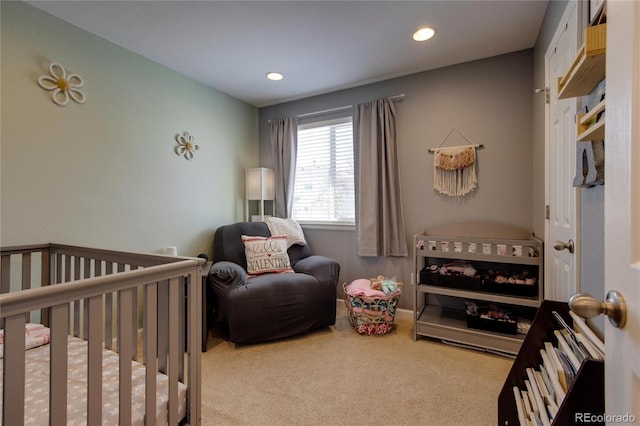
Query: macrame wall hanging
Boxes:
[{"xmin": 429, "ymin": 128, "xmax": 484, "ymax": 197}]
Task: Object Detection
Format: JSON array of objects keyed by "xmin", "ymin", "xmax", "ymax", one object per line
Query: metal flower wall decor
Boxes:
[
  {"xmin": 37, "ymin": 62, "xmax": 86, "ymax": 107},
  {"xmin": 175, "ymin": 132, "xmax": 199, "ymax": 160}
]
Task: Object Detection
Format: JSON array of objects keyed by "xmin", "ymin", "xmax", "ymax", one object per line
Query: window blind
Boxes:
[{"xmin": 292, "ymin": 116, "xmax": 355, "ymax": 224}]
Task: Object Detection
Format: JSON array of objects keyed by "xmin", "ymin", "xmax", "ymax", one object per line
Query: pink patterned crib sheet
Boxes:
[{"xmin": 0, "ymin": 333, "xmax": 187, "ymax": 425}]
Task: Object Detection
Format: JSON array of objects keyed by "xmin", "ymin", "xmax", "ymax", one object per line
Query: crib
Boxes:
[{"xmin": 0, "ymin": 243, "xmax": 204, "ymax": 425}]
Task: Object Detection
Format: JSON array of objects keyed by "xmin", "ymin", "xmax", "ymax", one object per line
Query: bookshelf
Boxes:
[
  {"xmin": 557, "ymin": 24, "xmax": 606, "ymax": 99},
  {"xmin": 577, "ymin": 99, "xmax": 605, "ymax": 141},
  {"xmin": 498, "ymin": 300, "xmax": 604, "ymax": 425}
]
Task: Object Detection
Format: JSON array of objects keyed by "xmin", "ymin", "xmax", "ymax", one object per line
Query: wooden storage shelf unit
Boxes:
[
  {"xmin": 557, "ymin": 23, "xmax": 606, "ymax": 99},
  {"xmin": 577, "ymin": 99, "xmax": 606, "ymax": 141},
  {"xmin": 498, "ymin": 300, "xmax": 604, "ymax": 425},
  {"xmin": 413, "ymin": 224, "xmax": 543, "ymax": 356}
]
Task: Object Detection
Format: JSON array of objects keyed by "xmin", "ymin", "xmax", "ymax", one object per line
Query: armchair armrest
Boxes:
[
  {"xmin": 208, "ymin": 261, "xmax": 248, "ymax": 291},
  {"xmin": 293, "ymin": 255, "xmax": 340, "ymax": 286}
]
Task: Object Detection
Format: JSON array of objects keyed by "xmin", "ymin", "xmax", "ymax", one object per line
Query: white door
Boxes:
[
  {"xmin": 603, "ymin": 0, "xmax": 640, "ymax": 420},
  {"xmin": 546, "ymin": 2, "xmax": 579, "ymax": 302}
]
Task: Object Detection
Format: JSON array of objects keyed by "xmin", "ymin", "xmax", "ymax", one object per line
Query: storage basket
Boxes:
[
  {"xmin": 343, "ymin": 282, "xmax": 400, "ymax": 335},
  {"xmin": 465, "ymin": 301, "xmax": 517, "ymax": 335}
]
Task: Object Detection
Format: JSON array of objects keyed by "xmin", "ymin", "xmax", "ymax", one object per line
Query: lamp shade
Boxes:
[{"xmin": 245, "ymin": 168, "xmax": 274, "ymax": 200}]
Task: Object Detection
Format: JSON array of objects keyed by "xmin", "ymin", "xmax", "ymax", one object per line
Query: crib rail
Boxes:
[{"xmin": 0, "ymin": 244, "xmax": 203, "ymax": 426}]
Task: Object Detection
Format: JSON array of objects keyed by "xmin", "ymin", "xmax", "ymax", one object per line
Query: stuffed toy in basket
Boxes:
[{"xmin": 343, "ymin": 276, "xmax": 402, "ymax": 335}]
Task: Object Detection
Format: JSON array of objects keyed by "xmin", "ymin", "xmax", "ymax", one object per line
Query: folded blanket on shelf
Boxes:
[{"xmin": 439, "ymin": 261, "xmax": 477, "ymax": 277}]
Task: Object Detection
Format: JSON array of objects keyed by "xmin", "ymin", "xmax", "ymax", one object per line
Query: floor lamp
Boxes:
[{"xmin": 245, "ymin": 168, "xmax": 274, "ymax": 222}]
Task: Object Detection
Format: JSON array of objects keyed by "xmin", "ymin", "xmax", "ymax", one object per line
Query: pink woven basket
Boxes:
[{"xmin": 343, "ymin": 282, "xmax": 400, "ymax": 335}]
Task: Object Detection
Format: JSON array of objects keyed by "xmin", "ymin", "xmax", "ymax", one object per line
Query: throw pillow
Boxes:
[{"xmin": 241, "ymin": 235, "xmax": 294, "ymax": 275}]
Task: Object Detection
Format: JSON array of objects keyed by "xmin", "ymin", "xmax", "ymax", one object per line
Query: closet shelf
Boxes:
[
  {"xmin": 577, "ymin": 99, "xmax": 605, "ymax": 140},
  {"xmin": 557, "ymin": 24, "xmax": 606, "ymax": 99}
]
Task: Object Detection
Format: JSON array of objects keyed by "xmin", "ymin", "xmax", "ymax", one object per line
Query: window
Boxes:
[{"xmin": 292, "ymin": 116, "xmax": 355, "ymax": 225}]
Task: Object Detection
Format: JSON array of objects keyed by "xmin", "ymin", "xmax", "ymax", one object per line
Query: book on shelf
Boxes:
[
  {"xmin": 568, "ymin": 311, "xmax": 605, "ymax": 357},
  {"xmin": 511, "ymin": 310, "xmax": 604, "ymax": 425},
  {"xmin": 527, "ymin": 368, "xmax": 551, "ymax": 425},
  {"xmin": 552, "ymin": 310, "xmax": 597, "ymax": 361},
  {"xmin": 575, "ymin": 333, "xmax": 604, "ymax": 360},
  {"xmin": 535, "ymin": 370, "xmax": 558, "ymax": 414},
  {"xmin": 544, "ymin": 341, "xmax": 569, "ymax": 393},
  {"xmin": 554, "ymin": 329, "xmax": 582, "ymax": 370},
  {"xmin": 513, "ymin": 387, "xmax": 528, "ymax": 426}
]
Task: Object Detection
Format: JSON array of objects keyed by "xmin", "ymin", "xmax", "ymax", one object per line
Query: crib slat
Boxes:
[
  {"xmin": 55, "ymin": 253, "xmax": 62, "ymax": 284},
  {"xmin": 83, "ymin": 259, "xmax": 91, "ymax": 340},
  {"xmin": 1, "ymin": 255, "xmax": 10, "ymax": 329},
  {"xmin": 2, "ymin": 315, "xmax": 26, "ymax": 426},
  {"xmin": 105, "ymin": 262, "xmax": 114, "ymax": 350},
  {"xmin": 65, "ymin": 254, "xmax": 72, "ymax": 282},
  {"xmin": 21, "ymin": 254, "xmax": 32, "ymax": 322},
  {"xmin": 118, "ymin": 288, "xmax": 134, "ymax": 425},
  {"xmin": 21, "ymin": 253, "xmax": 31, "ymax": 290},
  {"xmin": 144, "ymin": 283, "xmax": 158, "ymax": 426},
  {"xmin": 41, "ymin": 247, "xmax": 51, "ymax": 288},
  {"xmin": 95, "ymin": 258, "xmax": 103, "ymax": 276},
  {"xmin": 41, "ymin": 249, "xmax": 51, "ymax": 327},
  {"xmin": 105, "ymin": 292, "xmax": 115, "ymax": 349},
  {"xmin": 50, "ymin": 304, "xmax": 69, "ymax": 425},
  {"xmin": 178, "ymin": 277, "xmax": 186, "ymax": 382},
  {"xmin": 87, "ymin": 295, "xmax": 103, "ymax": 425},
  {"xmin": 157, "ymin": 279, "xmax": 169, "ymax": 374},
  {"xmin": 131, "ymin": 279, "xmax": 138, "ymax": 362},
  {"xmin": 73, "ymin": 257, "xmax": 81, "ymax": 337},
  {"xmin": 168, "ymin": 276, "xmax": 180, "ymax": 425},
  {"xmin": 73, "ymin": 299, "xmax": 81, "ymax": 337},
  {"xmin": 187, "ymin": 269, "xmax": 203, "ymax": 426},
  {"xmin": 1, "ymin": 255, "xmax": 10, "ymax": 294}
]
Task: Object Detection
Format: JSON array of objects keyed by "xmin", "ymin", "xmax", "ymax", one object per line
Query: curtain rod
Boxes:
[
  {"xmin": 268, "ymin": 93, "xmax": 405, "ymax": 123},
  {"xmin": 297, "ymin": 93, "xmax": 405, "ymax": 119}
]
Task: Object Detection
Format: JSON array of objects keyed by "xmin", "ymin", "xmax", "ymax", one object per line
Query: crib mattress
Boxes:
[{"xmin": 0, "ymin": 335, "xmax": 187, "ymax": 425}]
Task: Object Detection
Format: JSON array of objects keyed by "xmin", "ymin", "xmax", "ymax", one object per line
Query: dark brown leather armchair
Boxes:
[{"xmin": 208, "ymin": 221, "xmax": 340, "ymax": 344}]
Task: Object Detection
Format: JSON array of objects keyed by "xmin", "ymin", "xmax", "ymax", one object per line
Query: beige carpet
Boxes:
[{"xmin": 200, "ymin": 302, "xmax": 513, "ymax": 426}]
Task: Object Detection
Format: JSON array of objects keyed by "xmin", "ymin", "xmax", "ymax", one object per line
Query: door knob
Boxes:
[
  {"xmin": 568, "ymin": 291, "xmax": 627, "ymax": 328},
  {"xmin": 553, "ymin": 239, "xmax": 574, "ymax": 253}
]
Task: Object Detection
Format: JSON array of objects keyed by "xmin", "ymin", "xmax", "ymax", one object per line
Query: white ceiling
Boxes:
[{"xmin": 28, "ymin": 0, "xmax": 549, "ymax": 108}]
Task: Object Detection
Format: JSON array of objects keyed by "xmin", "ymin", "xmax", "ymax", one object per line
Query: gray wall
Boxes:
[
  {"xmin": 259, "ymin": 50, "xmax": 534, "ymax": 308},
  {"xmin": 1, "ymin": 1, "xmax": 258, "ymax": 257}
]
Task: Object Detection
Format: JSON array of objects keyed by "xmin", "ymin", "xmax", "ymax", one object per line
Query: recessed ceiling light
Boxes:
[
  {"xmin": 266, "ymin": 72, "xmax": 284, "ymax": 81},
  {"xmin": 413, "ymin": 27, "xmax": 435, "ymax": 42}
]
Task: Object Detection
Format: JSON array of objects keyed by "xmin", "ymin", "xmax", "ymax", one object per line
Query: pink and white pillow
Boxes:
[
  {"xmin": 0, "ymin": 323, "xmax": 51, "ymax": 358},
  {"xmin": 241, "ymin": 235, "xmax": 294, "ymax": 276}
]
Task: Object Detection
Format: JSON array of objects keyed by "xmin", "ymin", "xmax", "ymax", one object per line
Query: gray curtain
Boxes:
[
  {"xmin": 270, "ymin": 117, "xmax": 297, "ymax": 218},
  {"xmin": 353, "ymin": 98, "xmax": 408, "ymax": 257}
]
